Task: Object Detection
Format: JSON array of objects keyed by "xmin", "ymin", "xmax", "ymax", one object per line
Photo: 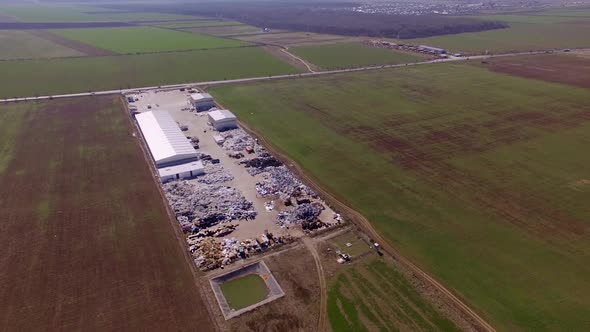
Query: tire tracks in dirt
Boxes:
[
  {"xmin": 238, "ymin": 121, "xmax": 496, "ymax": 332},
  {"xmin": 302, "ymin": 236, "xmax": 328, "ymax": 332}
]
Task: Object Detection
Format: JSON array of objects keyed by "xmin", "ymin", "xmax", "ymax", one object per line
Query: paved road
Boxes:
[{"xmin": 0, "ymin": 50, "xmax": 551, "ymax": 103}]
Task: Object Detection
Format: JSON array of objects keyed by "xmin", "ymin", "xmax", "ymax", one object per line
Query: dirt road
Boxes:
[{"xmin": 302, "ymin": 237, "xmax": 328, "ymax": 332}]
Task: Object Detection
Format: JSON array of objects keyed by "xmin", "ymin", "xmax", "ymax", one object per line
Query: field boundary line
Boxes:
[{"xmin": 236, "ymin": 120, "xmax": 497, "ymax": 332}]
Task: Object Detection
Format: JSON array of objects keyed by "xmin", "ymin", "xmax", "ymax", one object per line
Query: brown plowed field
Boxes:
[
  {"xmin": 485, "ymin": 53, "xmax": 590, "ymax": 88},
  {"xmin": 30, "ymin": 30, "xmax": 118, "ymax": 56},
  {"xmin": 0, "ymin": 97, "xmax": 215, "ymax": 332}
]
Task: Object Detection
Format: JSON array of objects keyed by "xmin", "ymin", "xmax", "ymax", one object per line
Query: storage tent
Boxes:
[
  {"xmin": 208, "ymin": 109, "xmax": 237, "ymax": 131},
  {"xmin": 135, "ymin": 111, "xmax": 199, "ymax": 167},
  {"xmin": 189, "ymin": 93, "xmax": 215, "ymax": 111}
]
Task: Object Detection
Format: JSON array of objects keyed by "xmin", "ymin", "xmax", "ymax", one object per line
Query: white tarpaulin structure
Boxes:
[
  {"xmin": 208, "ymin": 109, "xmax": 237, "ymax": 131},
  {"xmin": 189, "ymin": 93, "xmax": 215, "ymax": 111},
  {"xmin": 136, "ymin": 110, "xmax": 198, "ymax": 167}
]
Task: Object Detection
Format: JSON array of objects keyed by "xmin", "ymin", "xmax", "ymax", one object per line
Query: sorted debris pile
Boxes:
[
  {"xmin": 220, "ymin": 128, "xmax": 257, "ymax": 152},
  {"xmin": 164, "ymin": 181, "xmax": 256, "ymax": 229},
  {"xmin": 196, "ymin": 162, "xmax": 234, "ymax": 185},
  {"xmin": 256, "ymin": 166, "xmax": 316, "ymax": 198},
  {"xmin": 276, "ymin": 202, "xmax": 324, "ymax": 226}
]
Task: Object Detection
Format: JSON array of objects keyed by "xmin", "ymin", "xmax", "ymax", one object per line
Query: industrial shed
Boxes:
[
  {"xmin": 189, "ymin": 93, "xmax": 215, "ymax": 111},
  {"xmin": 208, "ymin": 109, "xmax": 238, "ymax": 131},
  {"xmin": 136, "ymin": 111, "xmax": 199, "ymax": 167},
  {"xmin": 158, "ymin": 160, "xmax": 204, "ymax": 183}
]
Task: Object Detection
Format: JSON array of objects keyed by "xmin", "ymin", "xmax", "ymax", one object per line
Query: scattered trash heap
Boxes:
[
  {"xmin": 222, "ymin": 128, "xmax": 341, "ymax": 233},
  {"xmin": 164, "ymin": 180, "xmax": 256, "ymax": 232},
  {"xmin": 161, "ymin": 128, "xmax": 341, "ymax": 271},
  {"xmin": 189, "ymin": 232, "xmax": 293, "ymax": 270}
]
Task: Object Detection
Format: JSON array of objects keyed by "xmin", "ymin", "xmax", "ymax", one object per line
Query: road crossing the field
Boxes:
[{"xmin": 0, "ymin": 50, "xmax": 552, "ymax": 103}]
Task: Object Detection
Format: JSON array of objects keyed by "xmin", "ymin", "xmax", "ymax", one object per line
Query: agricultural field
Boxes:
[
  {"xmin": 184, "ymin": 25, "xmax": 269, "ymax": 37},
  {"xmin": 154, "ymin": 20, "xmax": 244, "ymax": 29},
  {"xmin": 0, "ymin": 30, "xmax": 84, "ymax": 60},
  {"xmin": 482, "ymin": 53, "xmax": 590, "ymax": 89},
  {"xmin": 0, "ymin": 4, "xmax": 197, "ymax": 22},
  {"xmin": 327, "ymin": 258, "xmax": 460, "ymax": 332},
  {"xmin": 50, "ymin": 26, "xmax": 246, "ymax": 54},
  {"xmin": 236, "ymin": 31, "xmax": 361, "ymax": 47},
  {"xmin": 0, "ymin": 96, "xmax": 215, "ymax": 331},
  {"xmin": 210, "ymin": 63, "xmax": 590, "ymax": 331},
  {"xmin": 0, "ymin": 47, "xmax": 299, "ymax": 98},
  {"xmin": 408, "ymin": 13, "xmax": 590, "ymax": 54},
  {"xmin": 291, "ymin": 42, "xmax": 424, "ymax": 69}
]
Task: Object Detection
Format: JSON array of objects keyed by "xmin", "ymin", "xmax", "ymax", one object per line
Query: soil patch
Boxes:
[
  {"xmin": 0, "ymin": 97, "xmax": 215, "ymax": 331},
  {"xmin": 30, "ymin": 30, "xmax": 118, "ymax": 56},
  {"xmin": 485, "ymin": 53, "xmax": 590, "ymax": 89}
]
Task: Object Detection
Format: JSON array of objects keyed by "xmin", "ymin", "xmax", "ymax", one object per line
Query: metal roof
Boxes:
[
  {"xmin": 135, "ymin": 111, "xmax": 198, "ymax": 166},
  {"xmin": 189, "ymin": 93, "xmax": 213, "ymax": 102},
  {"xmin": 158, "ymin": 160, "xmax": 204, "ymax": 177},
  {"xmin": 209, "ymin": 109, "xmax": 237, "ymax": 122}
]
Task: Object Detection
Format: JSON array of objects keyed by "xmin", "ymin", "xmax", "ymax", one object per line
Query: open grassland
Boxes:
[
  {"xmin": 210, "ymin": 63, "xmax": 590, "ymax": 331},
  {"xmin": 291, "ymin": 42, "xmax": 424, "ymax": 69},
  {"xmin": 0, "ymin": 47, "xmax": 298, "ymax": 98},
  {"xmin": 328, "ymin": 259, "xmax": 460, "ymax": 332},
  {"xmin": 0, "ymin": 97, "xmax": 214, "ymax": 331},
  {"xmin": 0, "ymin": 4, "xmax": 197, "ymax": 22},
  {"xmin": 408, "ymin": 20, "xmax": 590, "ymax": 54},
  {"xmin": 0, "ymin": 30, "xmax": 83, "ymax": 59},
  {"xmin": 50, "ymin": 26, "xmax": 245, "ymax": 53},
  {"xmin": 483, "ymin": 53, "xmax": 590, "ymax": 88}
]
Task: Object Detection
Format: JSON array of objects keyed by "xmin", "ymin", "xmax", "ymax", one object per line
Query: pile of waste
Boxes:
[
  {"xmin": 164, "ymin": 181, "xmax": 256, "ymax": 228},
  {"xmin": 190, "ymin": 232, "xmax": 294, "ymax": 270},
  {"xmin": 192, "ymin": 238, "xmax": 224, "ymax": 270},
  {"xmin": 220, "ymin": 129, "xmax": 257, "ymax": 152},
  {"xmin": 196, "ymin": 162, "xmax": 234, "ymax": 185},
  {"xmin": 241, "ymin": 152, "xmax": 283, "ymax": 175},
  {"xmin": 193, "ymin": 224, "xmax": 237, "ymax": 238},
  {"xmin": 255, "ymin": 166, "xmax": 316, "ymax": 198},
  {"xmin": 276, "ymin": 202, "xmax": 324, "ymax": 226}
]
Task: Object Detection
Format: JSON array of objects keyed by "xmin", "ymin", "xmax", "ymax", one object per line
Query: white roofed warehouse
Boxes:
[
  {"xmin": 208, "ymin": 109, "xmax": 238, "ymax": 131},
  {"xmin": 189, "ymin": 93, "xmax": 215, "ymax": 111},
  {"xmin": 135, "ymin": 111, "xmax": 202, "ymax": 182}
]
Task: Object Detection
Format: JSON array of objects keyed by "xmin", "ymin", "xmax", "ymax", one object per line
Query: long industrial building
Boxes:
[{"xmin": 135, "ymin": 110, "xmax": 203, "ymax": 182}]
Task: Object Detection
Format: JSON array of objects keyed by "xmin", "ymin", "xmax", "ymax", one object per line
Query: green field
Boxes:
[
  {"xmin": 185, "ymin": 25, "xmax": 266, "ymax": 37},
  {"xmin": 408, "ymin": 14, "xmax": 590, "ymax": 54},
  {"xmin": 153, "ymin": 20, "xmax": 245, "ymax": 29},
  {"xmin": 50, "ymin": 27, "xmax": 245, "ymax": 53},
  {"xmin": 291, "ymin": 42, "xmax": 423, "ymax": 69},
  {"xmin": 0, "ymin": 4, "xmax": 197, "ymax": 22},
  {"xmin": 0, "ymin": 30, "xmax": 83, "ymax": 60},
  {"xmin": 221, "ymin": 274, "xmax": 269, "ymax": 310},
  {"xmin": 210, "ymin": 63, "xmax": 590, "ymax": 331},
  {"xmin": 0, "ymin": 47, "xmax": 299, "ymax": 98},
  {"xmin": 329, "ymin": 231, "xmax": 371, "ymax": 258},
  {"xmin": 328, "ymin": 259, "xmax": 460, "ymax": 332}
]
